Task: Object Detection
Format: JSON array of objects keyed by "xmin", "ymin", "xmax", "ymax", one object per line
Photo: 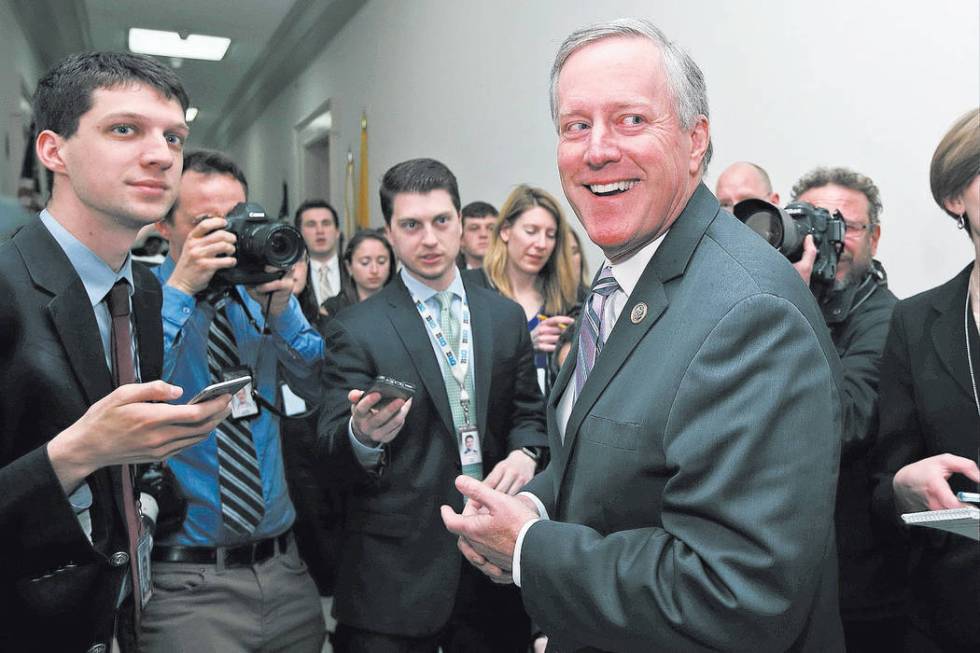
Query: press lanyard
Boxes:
[{"xmin": 411, "ymin": 291, "xmax": 473, "ymax": 422}]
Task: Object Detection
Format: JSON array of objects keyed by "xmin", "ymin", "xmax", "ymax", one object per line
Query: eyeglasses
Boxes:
[{"xmin": 843, "ymin": 221, "xmax": 874, "ymax": 235}]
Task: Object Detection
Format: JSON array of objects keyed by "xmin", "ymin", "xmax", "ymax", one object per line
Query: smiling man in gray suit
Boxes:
[{"xmin": 443, "ymin": 19, "xmax": 845, "ymax": 653}]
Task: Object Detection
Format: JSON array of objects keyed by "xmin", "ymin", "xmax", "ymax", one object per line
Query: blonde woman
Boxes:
[{"xmin": 468, "ymin": 184, "xmax": 583, "ymax": 391}]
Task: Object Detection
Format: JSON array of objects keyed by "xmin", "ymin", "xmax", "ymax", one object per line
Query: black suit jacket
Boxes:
[
  {"xmin": 0, "ymin": 219, "xmax": 163, "ymax": 652},
  {"xmin": 317, "ymin": 275, "xmax": 546, "ymax": 637},
  {"xmin": 521, "ymin": 185, "xmax": 845, "ymax": 652},
  {"xmin": 870, "ymin": 263, "xmax": 980, "ymax": 650}
]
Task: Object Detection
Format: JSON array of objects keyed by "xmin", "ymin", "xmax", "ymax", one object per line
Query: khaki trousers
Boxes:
[{"xmin": 140, "ymin": 536, "xmax": 326, "ymax": 652}]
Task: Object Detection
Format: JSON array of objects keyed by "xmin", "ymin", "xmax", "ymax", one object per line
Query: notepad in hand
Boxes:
[{"xmin": 901, "ymin": 507, "xmax": 980, "ymax": 541}]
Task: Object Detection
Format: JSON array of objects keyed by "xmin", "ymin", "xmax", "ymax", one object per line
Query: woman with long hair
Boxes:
[{"xmin": 480, "ymin": 184, "xmax": 581, "ymax": 389}]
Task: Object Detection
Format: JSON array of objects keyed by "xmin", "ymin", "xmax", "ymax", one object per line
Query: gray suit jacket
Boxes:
[{"xmin": 521, "ymin": 184, "xmax": 845, "ymax": 652}]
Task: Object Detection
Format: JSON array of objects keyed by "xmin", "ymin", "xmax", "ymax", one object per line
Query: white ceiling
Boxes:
[
  {"xmin": 11, "ymin": 0, "xmax": 365, "ymax": 147},
  {"xmin": 85, "ymin": 0, "xmax": 297, "ymax": 143}
]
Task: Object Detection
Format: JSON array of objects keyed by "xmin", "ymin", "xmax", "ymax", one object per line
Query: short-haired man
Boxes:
[
  {"xmin": 792, "ymin": 166, "xmax": 902, "ymax": 652},
  {"xmin": 443, "ymin": 19, "xmax": 845, "ymax": 651},
  {"xmin": 457, "ymin": 200, "xmax": 498, "ymax": 269},
  {"xmin": 715, "ymin": 160, "xmax": 780, "ymax": 210},
  {"xmin": 318, "ymin": 158, "xmax": 547, "ymax": 651},
  {"xmin": 295, "ymin": 199, "xmax": 343, "ymax": 321},
  {"xmin": 0, "ymin": 52, "xmax": 229, "ymax": 652},
  {"xmin": 146, "ymin": 150, "xmax": 326, "ymax": 651}
]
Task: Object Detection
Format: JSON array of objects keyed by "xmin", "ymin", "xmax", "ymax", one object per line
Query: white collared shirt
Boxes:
[{"xmin": 310, "ymin": 254, "xmax": 341, "ymax": 305}]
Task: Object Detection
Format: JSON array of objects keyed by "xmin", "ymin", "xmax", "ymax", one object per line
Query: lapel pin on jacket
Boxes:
[{"xmin": 630, "ymin": 302, "xmax": 648, "ymax": 324}]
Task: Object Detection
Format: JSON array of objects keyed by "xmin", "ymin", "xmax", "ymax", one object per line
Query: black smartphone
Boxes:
[
  {"xmin": 188, "ymin": 376, "xmax": 251, "ymax": 405},
  {"xmin": 365, "ymin": 375, "xmax": 416, "ymax": 409}
]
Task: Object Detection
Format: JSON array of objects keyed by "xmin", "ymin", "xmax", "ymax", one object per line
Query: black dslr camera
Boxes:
[
  {"xmin": 208, "ymin": 202, "xmax": 306, "ymax": 290},
  {"xmin": 733, "ymin": 199, "xmax": 845, "ymax": 286}
]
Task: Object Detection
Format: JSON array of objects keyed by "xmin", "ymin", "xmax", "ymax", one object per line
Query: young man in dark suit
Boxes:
[
  {"xmin": 295, "ymin": 198, "xmax": 344, "ymax": 322},
  {"xmin": 0, "ymin": 52, "xmax": 230, "ymax": 652},
  {"xmin": 318, "ymin": 157, "xmax": 547, "ymax": 652}
]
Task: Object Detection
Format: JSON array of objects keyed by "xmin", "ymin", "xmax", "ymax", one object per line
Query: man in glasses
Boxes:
[{"xmin": 792, "ymin": 166, "xmax": 902, "ymax": 652}]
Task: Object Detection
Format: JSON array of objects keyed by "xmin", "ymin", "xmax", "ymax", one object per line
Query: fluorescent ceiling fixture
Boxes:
[
  {"xmin": 185, "ymin": 107, "xmax": 199, "ymax": 122},
  {"xmin": 128, "ymin": 28, "xmax": 231, "ymax": 61}
]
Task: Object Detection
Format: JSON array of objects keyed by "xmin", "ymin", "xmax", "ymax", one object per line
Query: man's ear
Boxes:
[
  {"xmin": 868, "ymin": 223, "xmax": 881, "ymax": 256},
  {"xmin": 688, "ymin": 116, "xmax": 710, "ymax": 175},
  {"xmin": 35, "ymin": 130, "xmax": 67, "ymax": 176},
  {"xmin": 155, "ymin": 217, "xmax": 173, "ymax": 241}
]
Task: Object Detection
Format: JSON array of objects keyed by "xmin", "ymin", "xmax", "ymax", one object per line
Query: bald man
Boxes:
[{"xmin": 715, "ymin": 161, "xmax": 780, "ymax": 211}]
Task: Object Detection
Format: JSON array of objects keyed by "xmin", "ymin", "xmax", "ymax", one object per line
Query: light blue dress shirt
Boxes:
[{"xmin": 153, "ymin": 256, "xmax": 324, "ymax": 546}]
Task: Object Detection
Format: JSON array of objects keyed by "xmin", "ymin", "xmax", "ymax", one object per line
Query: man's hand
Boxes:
[
  {"xmin": 166, "ymin": 217, "xmax": 236, "ymax": 296},
  {"xmin": 485, "ymin": 449, "xmax": 537, "ymax": 495},
  {"xmin": 349, "ymin": 389, "xmax": 411, "ymax": 446},
  {"xmin": 893, "ymin": 453, "xmax": 980, "ymax": 513},
  {"xmin": 290, "ymin": 259, "xmax": 309, "ymax": 296},
  {"xmin": 246, "ymin": 266, "xmax": 296, "ymax": 317},
  {"xmin": 530, "ymin": 315, "xmax": 575, "ymax": 353},
  {"xmin": 47, "ymin": 380, "xmax": 232, "ymax": 494},
  {"xmin": 791, "ymin": 235, "xmax": 818, "ymax": 286},
  {"xmin": 533, "ymin": 636, "xmax": 548, "ymax": 653},
  {"xmin": 441, "ymin": 475, "xmax": 540, "ymax": 582}
]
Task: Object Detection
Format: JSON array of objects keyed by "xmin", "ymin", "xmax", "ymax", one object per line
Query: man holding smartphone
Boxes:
[
  {"xmin": 318, "ymin": 158, "xmax": 547, "ymax": 652},
  {"xmin": 0, "ymin": 52, "xmax": 231, "ymax": 652},
  {"xmin": 143, "ymin": 150, "xmax": 326, "ymax": 651}
]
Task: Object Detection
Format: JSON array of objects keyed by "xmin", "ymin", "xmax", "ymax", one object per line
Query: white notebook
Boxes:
[{"xmin": 901, "ymin": 507, "xmax": 980, "ymax": 541}]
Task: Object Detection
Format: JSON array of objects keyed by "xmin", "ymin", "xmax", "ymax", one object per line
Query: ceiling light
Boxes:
[
  {"xmin": 185, "ymin": 107, "xmax": 199, "ymax": 122},
  {"xmin": 128, "ymin": 28, "xmax": 230, "ymax": 61}
]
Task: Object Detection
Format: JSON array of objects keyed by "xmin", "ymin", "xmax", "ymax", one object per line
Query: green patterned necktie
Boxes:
[{"xmin": 435, "ymin": 291, "xmax": 481, "ymax": 479}]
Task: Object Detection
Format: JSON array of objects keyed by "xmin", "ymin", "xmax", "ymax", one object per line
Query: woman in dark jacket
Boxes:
[{"xmin": 870, "ymin": 107, "xmax": 980, "ymax": 652}]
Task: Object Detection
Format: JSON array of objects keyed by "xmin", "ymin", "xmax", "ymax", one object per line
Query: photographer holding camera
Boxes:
[
  {"xmin": 147, "ymin": 150, "xmax": 326, "ymax": 651},
  {"xmin": 790, "ymin": 167, "xmax": 902, "ymax": 652}
]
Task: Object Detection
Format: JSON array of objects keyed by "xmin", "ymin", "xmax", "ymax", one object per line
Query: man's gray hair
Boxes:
[
  {"xmin": 549, "ymin": 18, "xmax": 713, "ymax": 170},
  {"xmin": 791, "ymin": 167, "xmax": 883, "ymax": 225}
]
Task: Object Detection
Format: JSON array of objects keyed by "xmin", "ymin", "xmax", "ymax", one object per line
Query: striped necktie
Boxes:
[
  {"xmin": 574, "ymin": 266, "xmax": 620, "ymax": 397},
  {"xmin": 207, "ymin": 304, "xmax": 264, "ymax": 536}
]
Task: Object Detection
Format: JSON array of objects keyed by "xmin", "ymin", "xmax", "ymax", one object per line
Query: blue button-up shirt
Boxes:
[{"xmin": 153, "ymin": 256, "xmax": 324, "ymax": 546}]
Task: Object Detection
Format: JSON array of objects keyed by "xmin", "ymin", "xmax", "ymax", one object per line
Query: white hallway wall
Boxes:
[{"xmin": 227, "ymin": 0, "xmax": 979, "ymax": 299}]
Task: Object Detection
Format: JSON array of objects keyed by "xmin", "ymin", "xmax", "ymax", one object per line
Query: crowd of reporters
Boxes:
[{"xmin": 0, "ymin": 35, "xmax": 977, "ymax": 653}]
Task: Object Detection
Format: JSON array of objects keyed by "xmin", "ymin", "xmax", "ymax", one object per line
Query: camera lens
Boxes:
[
  {"xmin": 262, "ymin": 224, "xmax": 304, "ymax": 267},
  {"xmin": 743, "ymin": 211, "xmax": 784, "ymax": 247}
]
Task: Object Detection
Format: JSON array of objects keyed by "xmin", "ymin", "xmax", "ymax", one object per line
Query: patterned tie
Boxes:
[
  {"xmin": 574, "ymin": 266, "xmax": 621, "ymax": 397},
  {"xmin": 105, "ymin": 280, "xmax": 144, "ymax": 624},
  {"xmin": 435, "ymin": 291, "xmax": 481, "ymax": 478},
  {"xmin": 207, "ymin": 304, "xmax": 264, "ymax": 536}
]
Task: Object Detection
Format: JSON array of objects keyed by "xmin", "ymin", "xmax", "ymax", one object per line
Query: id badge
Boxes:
[
  {"xmin": 280, "ymin": 383, "xmax": 307, "ymax": 417},
  {"xmin": 223, "ymin": 366, "xmax": 259, "ymax": 420},
  {"xmin": 458, "ymin": 424, "xmax": 483, "ymax": 481},
  {"xmin": 136, "ymin": 528, "xmax": 153, "ymax": 608}
]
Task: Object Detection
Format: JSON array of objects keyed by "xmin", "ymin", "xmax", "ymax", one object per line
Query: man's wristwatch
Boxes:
[{"xmin": 521, "ymin": 446, "xmax": 543, "ymax": 466}]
